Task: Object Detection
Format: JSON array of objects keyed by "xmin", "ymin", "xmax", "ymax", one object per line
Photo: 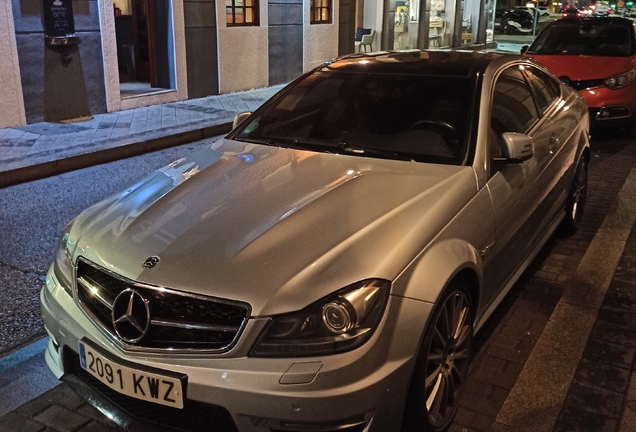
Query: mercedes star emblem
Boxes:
[
  {"xmin": 111, "ymin": 289, "xmax": 151, "ymax": 343},
  {"xmin": 142, "ymin": 256, "xmax": 160, "ymax": 268}
]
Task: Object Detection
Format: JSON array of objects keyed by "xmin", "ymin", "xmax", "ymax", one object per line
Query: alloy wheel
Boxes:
[
  {"xmin": 570, "ymin": 157, "xmax": 587, "ymax": 227},
  {"xmin": 424, "ymin": 291, "xmax": 472, "ymax": 429}
]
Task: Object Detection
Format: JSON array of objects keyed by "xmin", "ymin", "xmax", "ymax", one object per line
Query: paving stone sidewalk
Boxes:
[{"xmin": 0, "ymin": 85, "xmax": 285, "ymax": 188}]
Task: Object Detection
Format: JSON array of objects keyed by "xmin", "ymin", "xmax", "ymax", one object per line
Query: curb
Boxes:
[{"xmin": 0, "ymin": 122, "xmax": 233, "ymax": 189}]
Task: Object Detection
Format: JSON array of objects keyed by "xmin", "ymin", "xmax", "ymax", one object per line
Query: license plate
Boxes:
[{"xmin": 79, "ymin": 341, "xmax": 185, "ymax": 409}]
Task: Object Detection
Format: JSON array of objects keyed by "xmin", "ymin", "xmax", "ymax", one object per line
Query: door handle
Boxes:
[{"xmin": 549, "ymin": 135, "xmax": 560, "ymax": 151}]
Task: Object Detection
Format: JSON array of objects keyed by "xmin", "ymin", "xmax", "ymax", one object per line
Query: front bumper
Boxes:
[
  {"xmin": 580, "ymin": 86, "xmax": 636, "ymax": 128},
  {"xmin": 40, "ymin": 265, "xmax": 434, "ymax": 432}
]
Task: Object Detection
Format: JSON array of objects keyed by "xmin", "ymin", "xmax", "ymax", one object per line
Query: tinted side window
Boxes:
[
  {"xmin": 492, "ymin": 66, "xmax": 540, "ymax": 134},
  {"xmin": 524, "ymin": 67, "xmax": 560, "ymax": 114}
]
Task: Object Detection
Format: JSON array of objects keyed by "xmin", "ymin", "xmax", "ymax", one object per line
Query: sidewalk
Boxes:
[{"xmin": 0, "ymin": 84, "xmax": 285, "ymax": 188}]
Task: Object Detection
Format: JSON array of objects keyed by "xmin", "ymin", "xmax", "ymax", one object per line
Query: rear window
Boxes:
[{"xmin": 529, "ymin": 21, "xmax": 635, "ymax": 56}]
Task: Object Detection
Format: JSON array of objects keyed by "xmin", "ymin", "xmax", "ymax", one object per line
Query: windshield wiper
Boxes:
[
  {"xmin": 236, "ymin": 136, "xmax": 276, "ymax": 145},
  {"xmin": 338, "ymin": 144, "xmax": 413, "ymax": 161},
  {"xmin": 237, "ymin": 137, "xmax": 414, "ymax": 161}
]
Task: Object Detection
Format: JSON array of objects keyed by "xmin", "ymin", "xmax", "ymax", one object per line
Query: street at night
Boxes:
[{"xmin": 1, "ymin": 127, "xmax": 635, "ymax": 431}]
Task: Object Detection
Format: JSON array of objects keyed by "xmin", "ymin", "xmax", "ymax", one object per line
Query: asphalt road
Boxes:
[{"xmin": 0, "ymin": 137, "xmax": 220, "ymax": 356}]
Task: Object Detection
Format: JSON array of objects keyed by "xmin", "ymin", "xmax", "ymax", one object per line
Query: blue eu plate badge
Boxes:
[{"xmin": 79, "ymin": 342, "xmax": 87, "ymax": 369}]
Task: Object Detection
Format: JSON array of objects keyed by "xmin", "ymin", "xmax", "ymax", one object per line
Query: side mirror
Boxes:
[
  {"xmin": 496, "ymin": 132, "xmax": 534, "ymax": 163},
  {"xmin": 520, "ymin": 45, "xmax": 529, "ymax": 54},
  {"xmin": 233, "ymin": 111, "xmax": 252, "ymax": 129}
]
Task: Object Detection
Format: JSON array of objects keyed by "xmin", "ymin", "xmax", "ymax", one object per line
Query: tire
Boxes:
[
  {"xmin": 560, "ymin": 155, "xmax": 588, "ymax": 236},
  {"xmin": 402, "ymin": 281, "xmax": 473, "ymax": 432}
]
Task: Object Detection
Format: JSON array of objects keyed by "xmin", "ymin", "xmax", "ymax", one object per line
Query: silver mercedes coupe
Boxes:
[{"xmin": 40, "ymin": 50, "xmax": 590, "ymax": 432}]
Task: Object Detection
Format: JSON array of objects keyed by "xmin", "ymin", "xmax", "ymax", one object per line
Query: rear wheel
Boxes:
[
  {"xmin": 403, "ymin": 281, "xmax": 473, "ymax": 432},
  {"xmin": 560, "ymin": 155, "xmax": 588, "ymax": 236}
]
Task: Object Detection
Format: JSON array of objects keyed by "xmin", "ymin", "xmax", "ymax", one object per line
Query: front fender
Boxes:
[{"xmin": 392, "ymin": 238, "xmax": 482, "ymax": 305}]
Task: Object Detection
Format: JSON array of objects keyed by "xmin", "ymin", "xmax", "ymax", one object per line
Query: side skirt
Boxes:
[{"xmin": 473, "ymin": 209, "xmax": 565, "ymax": 333}]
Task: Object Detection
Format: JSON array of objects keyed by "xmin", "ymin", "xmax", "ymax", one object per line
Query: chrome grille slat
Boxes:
[
  {"xmin": 150, "ymin": 319, "xmax": 240, "ymax": 332},
  {"xmin": 75, "ymin": 258, "xmax": 251, "ymax": 353},
  {"xmin": 77, "ymin": 276, "xmax": 114, "ymax": 309}
]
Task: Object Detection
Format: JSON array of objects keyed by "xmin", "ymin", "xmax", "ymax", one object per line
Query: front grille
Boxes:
[
  {"xmin": 69, "ymin": 351, "xmax": 239, "ymax": 432},
  {"xmin": 76, "ymin": 258, "xmax": 250, "ymax": 352},
  {"xmin": 560, "ymin": 76, "xmax": 605, "ymax": 91}
]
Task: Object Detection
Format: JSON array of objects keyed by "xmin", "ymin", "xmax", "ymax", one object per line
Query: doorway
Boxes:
[{"xmin": 113, "ymin": 0, "xmax": 176, "ymax": 97}]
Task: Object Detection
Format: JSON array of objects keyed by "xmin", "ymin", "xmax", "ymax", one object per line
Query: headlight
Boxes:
[
  {"xmin": 250, "ymin": 279, "xmax": 390, "ymax": 357},
  {"xmin": 53, "ymin": 220, "xmax": 75, "ymax": 297},
  {"xmin": 605, "ymin": 69, "xmax": 636, "ymax": 90}
]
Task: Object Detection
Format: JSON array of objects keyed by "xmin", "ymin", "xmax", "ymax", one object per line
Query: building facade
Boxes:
[{"xmin": 1, "ymin": 0, "xmax": 494, "ymax": 128}]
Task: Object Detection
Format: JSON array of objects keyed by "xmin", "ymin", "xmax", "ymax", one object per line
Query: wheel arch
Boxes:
[
  {"xmin": 452, "ymin": 268, "xmax": 480, "ymax": 322},
  {"xmin": 393, "ymin": 238, "xmax": 483, "ymax": 320},
  {"xmin": 398, "ymin": 242, "xmax": 480, "ymax": 431}
]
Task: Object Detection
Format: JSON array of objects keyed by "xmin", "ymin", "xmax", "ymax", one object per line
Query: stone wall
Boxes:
[
  {"xmin": 268, "ymin": 0, "xmax": 303, "ymax": 85},
  {"xmin": 0, "ymin": 1, "xmax": 26, "ymax": 128},
  {"xmin": 184, "ymin": 0, "xmax": 219, "ymax": 98},
  {"xmin": 12, "ymin": 0, "xmax": 107, "ymax": 123}
]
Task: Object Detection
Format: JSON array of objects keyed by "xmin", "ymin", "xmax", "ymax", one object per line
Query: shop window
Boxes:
[
  {"xmin": 429, "ymin": 0, "xmax": 453, "ymax": 47},
  {"xmin": 226, "ymin": 0, "xmax": 259, "ymax": 26},
  {"xmin": 393, "ymin": 0, "xmax": 420, "ymax": 49},
  {"xmin": 311, "ymin": 0, "xmax": 331, "ymax": 24}
]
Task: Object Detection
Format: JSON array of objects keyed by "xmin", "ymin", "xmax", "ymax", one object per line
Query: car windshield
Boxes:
[
  {"xmin": 234, "ymin": 70, "xmax": 476, "ymax": 165},
  {"xmin": 529, "ymin": 21, "xmax": 634, "ymax": 56}
]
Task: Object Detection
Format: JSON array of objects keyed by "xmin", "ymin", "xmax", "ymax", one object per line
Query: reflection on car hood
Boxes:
[
  {"xmin": 528, "ymin": 54, "xmax": 635, "ymax": 80},
  {"xmin": 69, "ymin": 138, "xmax": 476, "ymax": 315}
]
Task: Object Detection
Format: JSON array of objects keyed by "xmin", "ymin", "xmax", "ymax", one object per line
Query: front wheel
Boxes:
[
  {"xmin": 560, "ymin": 155, "xmax": 588, "ymax": 236},
  {"xmin": 402, "ymin": 282, "xmax": 473, "ymax": 432}
]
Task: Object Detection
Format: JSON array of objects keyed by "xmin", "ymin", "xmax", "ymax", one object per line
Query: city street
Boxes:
[{"xmin": 0, "ymin": 129, "xmax": 635, "ymax": 432}]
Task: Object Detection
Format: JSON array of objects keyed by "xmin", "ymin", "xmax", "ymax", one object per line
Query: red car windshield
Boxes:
[{"xmin": 529, "ymin": 21, "xmax": 635, "ymax": 56}]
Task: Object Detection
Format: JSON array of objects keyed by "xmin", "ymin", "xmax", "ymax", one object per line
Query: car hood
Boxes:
[
  {"xmin": 527, "ymin": 54, "xmax": 635, "ymax": 80},
  {"xmin": 69, "ymin": 138, "xmax": 476, "ymax": 315}
]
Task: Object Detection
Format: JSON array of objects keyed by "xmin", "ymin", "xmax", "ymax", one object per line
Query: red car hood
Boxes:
[{"xmin": 528, "ymin": 54, "xmax": 636, "ymax": 80}]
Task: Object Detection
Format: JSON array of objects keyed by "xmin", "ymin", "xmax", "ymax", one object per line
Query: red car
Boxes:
[{"xmin": 524, "ymin": 17, "xmax": 636, "ymax": 134}]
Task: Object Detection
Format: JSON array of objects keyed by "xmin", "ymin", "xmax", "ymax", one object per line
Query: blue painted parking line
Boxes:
[{"xmin": 0, "ymin": 337, "xmax": 49, "ymax": 374}]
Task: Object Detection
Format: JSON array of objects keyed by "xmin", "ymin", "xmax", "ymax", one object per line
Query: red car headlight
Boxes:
[{"xmin": 605, "ymin": 69, "xmax": 636, "ymax": 90}]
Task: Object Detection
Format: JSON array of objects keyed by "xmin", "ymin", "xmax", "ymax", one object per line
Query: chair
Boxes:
[
  {"xmin": 354, "ymin": 27, "xmax": 372, "ymax": 42},
  {"xmin": 356, "ymin": 30, "xmax": 376, "ymax": 52},
  {"xmin": 429, "ymin": 34, "xmax": 441, "ymax": 47}
]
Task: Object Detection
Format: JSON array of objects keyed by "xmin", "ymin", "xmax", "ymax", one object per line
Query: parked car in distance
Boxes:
[
  {"xmin": 590, "ymin": 2, "xmax": 612, "ymax": 15},
  {"xmin": 562, "ymin": 7, "xmax": 583, "ymax": 17},
  {"xmin": 517, "ymin": 5, "xmax": 550, "ymax": 16},
  {"xmin": 40, "ymin": 50, "xmax": 590, "ymax": 432},
  {"xmin": 524, "ymin": 16, "xmax": 636, "ymax": 134}
]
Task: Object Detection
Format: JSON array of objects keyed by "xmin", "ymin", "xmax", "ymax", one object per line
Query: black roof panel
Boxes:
[{"xmin": 320, "ymin": 50, "xmax": 508, "ymax": 78}]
